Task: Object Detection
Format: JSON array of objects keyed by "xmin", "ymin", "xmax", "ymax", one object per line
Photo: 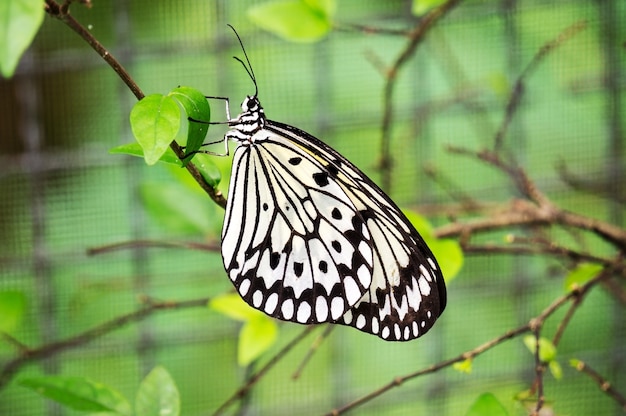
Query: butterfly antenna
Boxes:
[{"xmin": 227, "ymin": 24, "xmax": 258, "ymax": 97}]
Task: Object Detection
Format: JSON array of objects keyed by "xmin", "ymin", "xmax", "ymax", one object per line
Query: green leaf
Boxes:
[
  {"xmin": 403, "ymin": 210, "xmax": 434, "ymax": 236},
  {"xmin": 426, "ymin": 237, "xmax": 463, "ymax": 282},
  {"xmin": 248, "ymin": 0, "xmax": 334, "ymax": 42},
  {"xmin": 303, "ymin": 0, "xmax": 336, "ymax": 16},
  {"xmin": 139, "ymin": 183, "xmax": 213, "ymax": 235},
  {"xmin": 564, "ymin": 263, "xmax": 603, "ymax": 292},
  {"xmin": 239, "ymin": 316, "xmax": 278, "ymax": 366},
  {"xmin": 465, "ymin": 393, "xmax": 509, "ymax": 416},
  {"xmin": 210, "ymin": 293, "xmax": 279, "ymax": 366},
  {"xmin": 0, "ymin": 290, "xmax": 26, "ymax": 334},
  {"xmin": 135, "ymin": 366, "xmax": 180, "ymax": 416},
  {"xmin": 453, "ymin": 358, "xmax": 473, "ymax": 374},
  {"xmin": 209, "ymin": 293, "xmax": 265, "ymax": 322},
  {"xmin": 188, "ymin": 153, "xmax": 222, "ymax": 188},
  {"xmin": 0, "ymin": 0, "xmax": 45, "ymax": 78},
  {"xmin": 412, "ymin": 0, "xmax": 447, "ymax": 16},
  {"xmin": 169, "ymin": 86, "xmax": 211, "ymax": 164},
  {"xmin": 549, "ymin": 360, "xmax": 563, "ymax": 380},
  {"xmin": 523, "ymin": 336, "xmax": 557, "ymax": 363},
  {"xmin": 130, "ymin": 94, "xmax": 181, "ymax": 165},
  {"xmin": 405, "ymin": 210, "xmax": 463, "ymax": 281},
  {"xmin": 19, "ymin": 376, "xmax": 131, "ymax": 415},
  {"xmin": 109, "ymin": 142, "xmax": 183, "ymax": 166}
]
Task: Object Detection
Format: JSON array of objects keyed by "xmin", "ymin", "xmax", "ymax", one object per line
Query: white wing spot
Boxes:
[
  {"xmin": 412, "ymin": 321, "xmax": 419, "ymax": 337},
  {"xmin": 394, "ymin": 323, "xmax": 401, "ymax": 340},
  {"xmin": 381, "ymin": 326, "xmax": 390, "ymax": 339},
  {"xmin": 371, "ymin": 318, "xmax": 379, "ymax": 334},
  {"xmin": 356, "ymin": 314, "xmax": 366, "ymax": 329},
  {"xmin": 265, "ymin": 293, "xmax": 278, "ymax": 314},
  {"xmin": 297, "ymin": 302, "xmax": 311, "ymax": 323},
  {"xmin": 281, "ymin": 298, "xmax": 294, "ymax": 320},
  {"xmin": 330, "ymin": 297, "xmax": 345, "ymax": 320},
  {"xmin": 343, "ymin": 276, "xmax": 361, "ymax": 305},
  {"xmin": 315, "ymin": 296, "xmax": 329, "ymax": 321},
  {"xmin": 252, "ymin": 290, "xmax": 263, "ymax": 308},
  {"xmin": 419, "ymin": 276, "xmax": 431, "ymax": 296},
  {"xmin": 356, "ymin": 264, "xmax": 371, "ymax": 288},
  {"xmin": 428, "ymin": 257, "xmax": 437, "ymax": 270},
  {"xmin": 239, "ymin": 279, "xmax": 251, "ymax": 296},
  {"xmin": 403, "ymin": 326, "xmax": 410, "ymax": 340}
]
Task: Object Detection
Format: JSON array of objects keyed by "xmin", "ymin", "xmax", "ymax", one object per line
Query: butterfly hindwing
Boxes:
[{"xmin": 264, "ymin": 121, "xmax": 446, "ymax": 341}]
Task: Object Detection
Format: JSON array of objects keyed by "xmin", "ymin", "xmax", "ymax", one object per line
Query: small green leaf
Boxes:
[
  {"xmin": 425, "ymin": 237, "xmax": 463, "ymax": 282},
  {"xmin": 248, "ymin": 0, "xmax": 334, "ymax": 42},
  {"xmin": 109, "ymin": 142, "xmax": 183, "ymax": 166},
  {"xmin": 0, "ymin": 0, "xmax": 45, "ymax": 78},
  {"xmin": 403, "ymin": 210, "xmax": 434, "ymax": 236},
  {"xmin": 169, "ymin": 86, "xmax": 211, "ymax": 164},
  {"xmin": 0, "ymin": 291, "xmax": 26, "ymax": 334},
  {"xmin": 564, "ymin": 263, "xmax": 603, "ymax": 292},
  {"xmin": 412, "ymin": 0, "xmax": 447, "ymax": 16},
  {"xmin": 453, "ymin": 358, "xmax": 473, "ymax": 374},
  {"xmin": 523, "ymin": 336, "xmax": 557, "ymax": 363},
  {"xmin": 190, "ymin": 153, "xmax": 222, "ymax": 188},
  {"xmin": 549, "ymin": 360, "xmax": 563, "ymax": 380},
  {"xmin": 209, "ymin": 293, "xmax": 265, "ymax": 322},
  {"xmin": 239, "ymin": 316, "xmax": 278, "ymax": 366},
  {"xmin": 135, "ymin": 366, "xmax": 180, "ymax": 416},
  {"xmin": 465, "ymin": 393, "xmax": 509, "ymax": 416},
  {"xmin": 569, "ymin": 358, "xmax": 583, "ymax": 370},
  {"xmin": 19, "ymin": 376, "xmax": 131, "ymax": 415},
  {"xmin": 139, "ymin": 183, "xmax": 213, "ymax": 235},
  {"xmin": 130, "ymin": 94, "xmax": 181, "ymax": 165},
  {"xmin": 405, "ymin": 210, "xmax": 463, "ymax": 281},
  {"xmin": 303, "ymin": 0, "xmax": 336, "ymax": 16}
]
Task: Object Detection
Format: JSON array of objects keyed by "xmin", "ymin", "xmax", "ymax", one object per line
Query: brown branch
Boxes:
[
  {"xmin": 87, "ymin": 239, "xmax": 220, "ymax": 256},
  {"xmin": 379, "ymin": 0, "xmax": 464, "ymax": 191},
  {"xmin": 44, "ymin": 0, "xmax": 227, "ymax": 209},
  {"xmin": 572, "ymin": 360, "xmax": 626, "ymax": 410},
  {"xmin": 0, "ymin": 297, "xmax": 210, "ymax": 390}
]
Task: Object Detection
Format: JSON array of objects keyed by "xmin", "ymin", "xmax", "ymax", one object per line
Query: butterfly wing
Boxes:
[
  {"xmin": 221, "ymin": 132, "xmax": 375, "ymax": 324},
  {"xmin": 263, "ymin": 121, "xmax": 447, "ymax": 341}
]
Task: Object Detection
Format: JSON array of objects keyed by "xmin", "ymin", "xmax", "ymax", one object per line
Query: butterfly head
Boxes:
[{"xmin": 228, "ymin": 95, "xmax": 266, "ymax": 139}]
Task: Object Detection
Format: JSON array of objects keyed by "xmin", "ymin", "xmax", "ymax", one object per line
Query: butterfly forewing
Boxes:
[{"xmin": 222, "ymin": 131, "xmax": 375, "ymax": 324}]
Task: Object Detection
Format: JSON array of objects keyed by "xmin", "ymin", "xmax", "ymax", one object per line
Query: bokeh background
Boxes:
[{"xmin": 1, "ymin": 0, "xmax": 625, "ymax": 414}]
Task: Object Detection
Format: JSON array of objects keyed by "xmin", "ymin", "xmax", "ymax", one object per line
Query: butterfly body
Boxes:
[{"xmin": 219, "ymin": 95, "xmax": 446, "ymax": 341}]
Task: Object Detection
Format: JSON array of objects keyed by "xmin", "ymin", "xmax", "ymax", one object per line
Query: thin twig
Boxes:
[
  {"xmin": 213, "ymin": 326, "xmax": 317, "ymax": 416},
  {"xmin": 379, "ymin": 0, "xmax": 464, "ymax": 191},
  {"xmin": 0, "ymin": 297, "xmax": 210, "ymax": 390},
  {"xmin": 571, "ymin": 360, "xmax": 626, "ymax": 411},
  {"xmin": 493, "ymin": 20, "xmax": 587, "ymax": 152},
  {"xmin": 292, "ymin": 325, "xmax": 335, "ymax": 380},
  {"xmin": 87, "ymin": 239, "xmax": 220, "ymax": 256},
  {"xmin": 44, "ymin": 0, "xmax": 227, "ymax": 209},
  {"xmin": 325, "ymin": 268, "xmax": 610, "ymax": 415}
]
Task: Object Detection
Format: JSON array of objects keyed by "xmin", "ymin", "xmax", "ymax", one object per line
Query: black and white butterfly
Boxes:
[{"xmin": 200, "ymin": 27, "xmax": 446, "ymax": 341}]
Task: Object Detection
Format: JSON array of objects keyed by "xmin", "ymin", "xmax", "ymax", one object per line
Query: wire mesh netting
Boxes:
[{"xmin": 1, "ymin": 1, "xmax": 625, "ymax": 415}]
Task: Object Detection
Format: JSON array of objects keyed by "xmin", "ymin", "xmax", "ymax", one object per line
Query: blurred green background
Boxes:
[{"xmin": 1, "ymin": 0, "xmax": 625, "ymax": 414}]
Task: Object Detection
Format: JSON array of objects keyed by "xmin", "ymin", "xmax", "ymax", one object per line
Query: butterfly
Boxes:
[{"xmin": 197, "ymin": 26, "xmax": 446, "ymax": 341}]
